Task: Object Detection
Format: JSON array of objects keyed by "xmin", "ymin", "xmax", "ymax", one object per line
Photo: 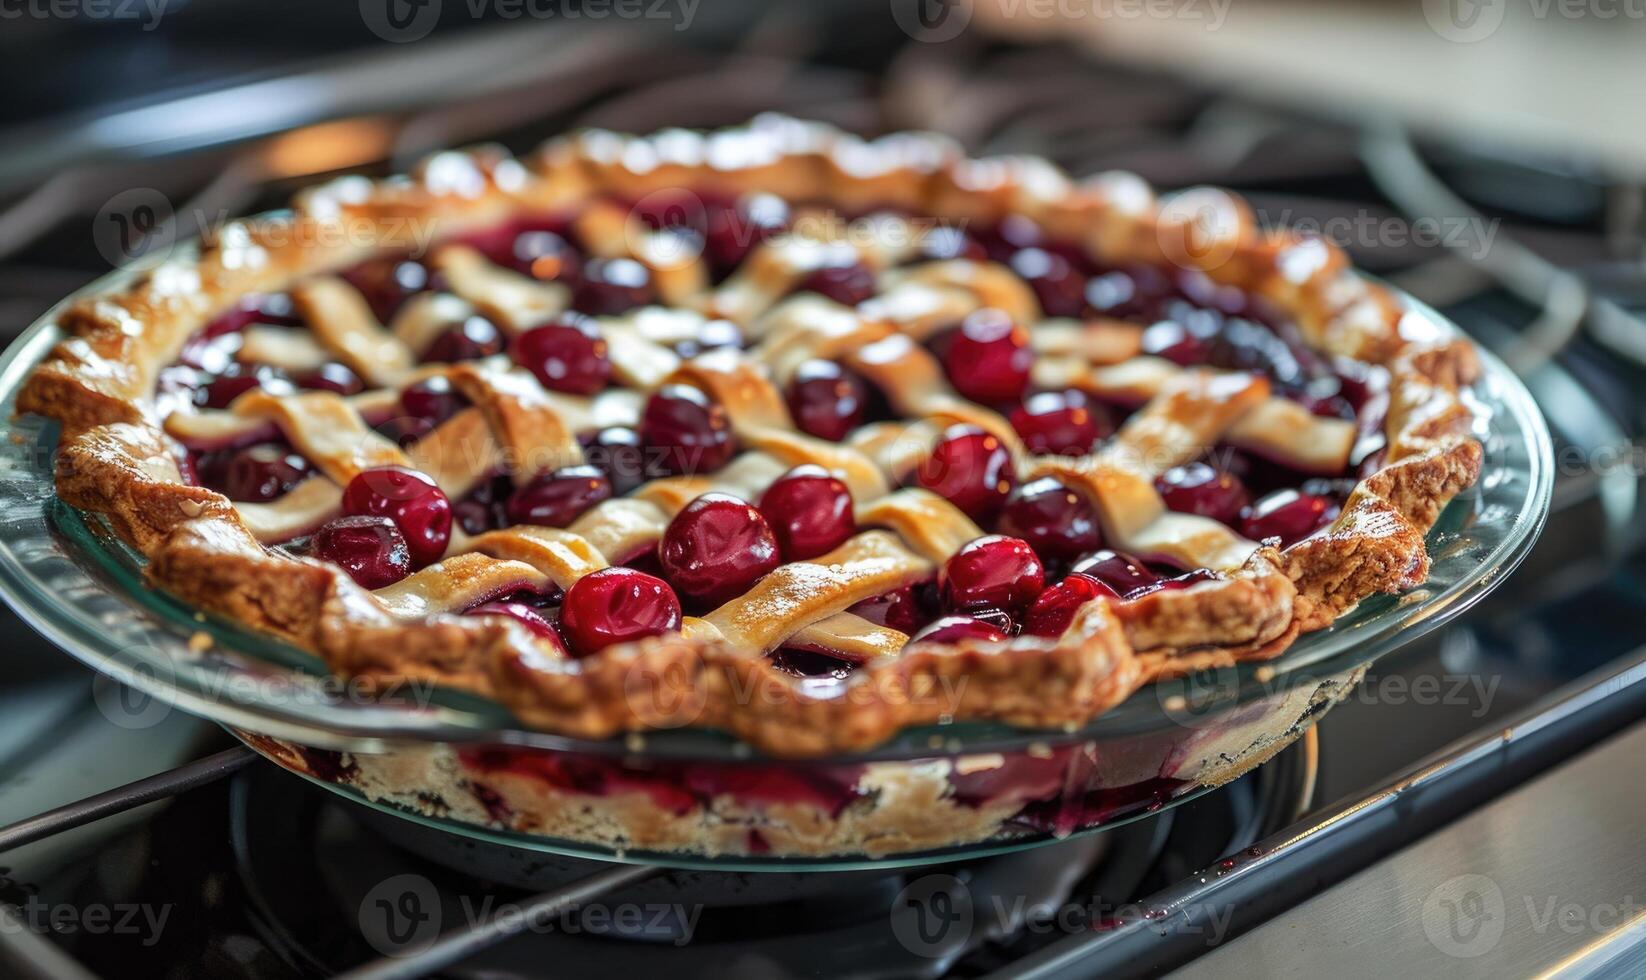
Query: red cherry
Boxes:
[
  {"xmin": 704, "ymin": 193, "xmax": 789, "ymax": 272},
  {"xmin": 1239, "ymin": 490, "xmax": 1338, "ymax": 547},
  {"xmin": 994, "ymin": 478, "xmax": 1104, "ymax": 563},
  {"xmin": 341, "ymin": 467, "xmax": 452, "ymax": 567},
  {"xmin": 1010, "ymin": 390, "xmax": 1110, "ymax": 456},
  {"xmin": 640, "ymin": 384, "xmax": 735, "ymax": 476},
  {"xmin": 785, "ymin": 360, "xmax": 869, "ymax": 442},
  {"xmin": 759, "ymin": 465, "xmax": 855, "ymax": 561},
  {"xmin": 198, "ymin": 364, "xmax": 292, "ymax": 410},
  {"xmin": 512, "ymin": 319, "xmax": 611, "ymax": 395},
  {"xmin": 848, "ymin": 582, "xmax": 937, "ymax": 635},
  {"xmin": 559, "ymin": 567, "xmax": 682, "ymax": 656},
  {"xmin": 914, "ymin": 425, "xmax": 1016, "ymax": 523},
  {"xmin": 572, "ymin": 257, "xmax": 654, "ymax": 315},
  {"xmin": 505, "ymin": 466, "xmax": 612, "ymax": 527},
  {"xmin": 464, "ymin": 601, "xmax": 569, "ymax": 652},
  {"xmin": 1022, "ymin": 573, "xmax": 1120, "ymax": 638},
  {"xmin": 295, "ymin": 362, "xmax": 366, "ymax": 396},
  {"xmin": 579, "ymin": 426, "xmax": 655, "ymax": 496},
  {"xmin": 400, "ymin": 375, "xmax": 470, "ymax": 429},
  {"xmin": 511, "ymin": 229, "xmax": 583, "ymax": 284},
  {"xmin": 1141, "ymin": 321, "xmax": 1210, "ymax": 366},
  {"xmin": 1155, "ymin": 462, "xmax": 1250, "ymax": 526},
  {"xmin": 657, "ymin": 493, "xmax": 781, "ymax": 607},
  {"xmin": 222, "ymin": 443, "xmax": 312, "ymax": 503},
  {"xmin": 944, "ymin": 308, "xmax": 1032, "ymax": 404},
  {"xmin": 423, "ymin": 315, "xmax": 505, "ymax": 364},
  {"xmin": 1069, "ymin": 549, "xmax": 1160, "ymax": 598},
  {"xmin": 940, "ymin": 535, "xmax": 1045, "ymax": 614},
  {"xmin": 793, "ymin": 261, "xmax": 876, "ymax": 307},
  {"xmin": 453, "ymin": 475, "xmax": 512, "ymax": 536},
  {"xmin": 909, "ymin": 615, "xmax": 1008, "ymax": 646},
  {"xmin": 313, "ymin": 516, "xmax": 411, "ymax": 589},
  {"xmin": 341, "ymin": 257, "xmax": 430, "ymax": 323},
  {"xmin": 1010, "ymin": 248, "xmax": 1087, "ymax": 318}
]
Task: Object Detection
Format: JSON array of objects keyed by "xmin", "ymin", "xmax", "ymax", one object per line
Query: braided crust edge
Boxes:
[{"xmin": 21, "ymin": 116, "xmax": 1482, "ymax": 757}]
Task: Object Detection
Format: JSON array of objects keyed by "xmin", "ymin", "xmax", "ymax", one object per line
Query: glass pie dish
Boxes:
[{"xmin": 0, "ymin": 245, "xmax": 1551, "ymax": 868}]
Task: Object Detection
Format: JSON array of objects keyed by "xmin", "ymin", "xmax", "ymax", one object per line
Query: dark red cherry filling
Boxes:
[
  {"xmin": 198, "ymin": 364, "xmax": 292, "ymax": 410},
  {"xmin": 1070, "ymin": 549, "xmax": 1160, "ymax": 598},
  {"xmin": 640, "ymin": 384, "xmax": 735, "ymax": 476},
  {"xmin": 453, "ymin": 473, "xmax": 514, "ymax": 535},
  {"xmin": 849, "ymin": 581, "xmax": 938, "ymax": 635},
  {"xmin": 511, "ymin": 228, "xmax": 583, "ymax": 284},
  {"xmin": 914, "ymin": 425, "xmax": 1016, "ymax": 523},
  {"xmin": 579, "ymin": 426, "xmax": 654, "ymax": 496},
  {"xmin": 1239, "ymin": 489, "xmax": 1339, "ymax": 547},
  {"xmin": 944, "ymin": 308, "xmax": 1032, "ymax": 404},
  {"xmin": 910, "ymin": 615, "xmax": 1008, "ymax": 646},
  {"xmin": 768, "ymin": 647, "xmax": 857, "ymax": 680},
  {"xmin": 341, "ymin": 257, "xmax": 431, "ymax": 323},
  {"xmin": 423, "ymin": 315, "xmax": 505, "ymax": 364},
  {"xmin": 341, "ymin": 467, "xmax": 452, "ymax": 567},
  {"xmin": 314, "ymin": 515, "xmax": 412, "ymax": 589},
  {"xmin": 704, "ymin": 193, "xmax": 789, "ymax": 273},
  {"xmin": 785, "ymin": 360, "xmax": 869, "ymax": 442},
  {"xmin": 994, "ymin": 478, "xmax": 1104, "ymax": 565},
  {"xmin": 505, "ymin": 466, "xmax": 612, "ymax": 528},
  {"xmin": 559, "ymin": 567, "xmax": 682, "ymax": 657},
  {"xmin": 759, "ymin": 465, "xmax": 855, "ymax": 561},
  {"xmin": 658, "ymin": 493, "xmax": 781, "ymax": 608},
  {"xmin": 1023, "ymin": 573, "xmax": 1119, "ymax": 638},
  {"xmin": 512, "ymin": 318, "xmax": 611, "ymax": 395},
  {"xmin": 793, "ymin": 261, "xmax": 876, "ymax": 307},
  {"xmin": 400, "ymin": 375, "xmax": 469, "ymax": 427},
  {"xmin": 1010, "ymin": 390, "xmax": 1110, "ymax": 456},
  {"xmin": 572, "ymin": 257, "xmax": 654, "ymax": 315},
  {"xmin": 940, "ymin": 535, "xmax": 1045, "ymax": 614},
  {"xmin": 1010, "ymin": 247, "xmax": 1087, "ymax": 318},
  {"xmin": 464, "ymin": 600, "xmax": 568, "ymax": 652},
  {"xmin": 294, "ymin": 362, "xmax": 366, "ymax": 396},
  {"xmin": 1155, "ymin": 462, "xmax": 1250, "ymax": 526},
  {"xmin": 220, "ymin": 443, "xmax": 312, "ymax": 503}
]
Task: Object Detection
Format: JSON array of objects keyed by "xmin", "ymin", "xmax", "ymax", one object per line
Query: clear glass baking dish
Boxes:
[{"xmin": 0, "ymin": 262, "xmax": 1552, "ymax": 868}]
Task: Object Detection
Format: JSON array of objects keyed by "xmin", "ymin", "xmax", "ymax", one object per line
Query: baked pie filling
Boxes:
[{"xmin": 22, "ymin": 118, "xmax": 1484, "ymax": 851}]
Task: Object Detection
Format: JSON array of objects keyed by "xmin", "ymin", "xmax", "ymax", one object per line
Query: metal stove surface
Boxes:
[{"xmin": 1, "ymin": 8, "xmax": 1645, "ymax": 978}]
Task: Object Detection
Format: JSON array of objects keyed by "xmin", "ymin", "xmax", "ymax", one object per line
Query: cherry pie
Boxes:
[{"xmin": 21, "ymin": 116, "xmax": 1483, "ymax": 759}]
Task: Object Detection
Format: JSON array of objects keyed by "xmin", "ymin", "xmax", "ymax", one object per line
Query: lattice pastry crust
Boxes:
[{"xmin": 23, "ymin": 116, "xmax": 1482, "ymax": 757}]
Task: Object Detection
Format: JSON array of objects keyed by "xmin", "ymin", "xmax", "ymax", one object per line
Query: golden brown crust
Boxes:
[{"xmin": 15, "ymin": 116, "xmax": 1484, "ymax": 757}]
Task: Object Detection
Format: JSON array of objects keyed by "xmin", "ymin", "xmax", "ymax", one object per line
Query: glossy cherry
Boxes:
[
  {"xmin": 1022, "ymin": 573, "xmax": 1121, "ymax": 638},
  {"xmin": 793, "ymin": 261, "xmax": 876, "ymax": 307},
  {"xmin": 909, "ymin": 615, "xmax": 1008, "ymax": 647},
  {"xmin": 704, "ymin": 193, "xmax": 789, "ymax": 272},
  {"xmin": 785, "ymin": 359, "xmax": 869, "ymax": 442},
  {"xmin": 512, "ymin": 318, "xmax": 610, "ymax": 395},
  {"xmin": 1069, "ymin": 549, "xmax": 1160, "ymax": 598},
  {"xmin": 914, "ymin": 425, "xmax": 1016, "ymax": 523},
  {"xmin": 1010, "ymin": 248, "xmax": 1087, "ymax": 318},
  {"xmin": 1155, "ymin": 462, "xmax": 1250, "ymax": 526},
  {"xmin": 398, "ymin": 375, "xmax": 470, "ymax": 435},
  {"xmin": 313, "ymin": 515, "xmax": 412, "ymax": 589},
  {"xmin": 341, "ymin": 466, "xmax": 452, "ymax": 567},
  {"xmin": 657, "ymin": 493, "xmax": 781, "ymax": 607},
  {"xmin": 944, "ymin": 308, "xmax": 1032, "ymax": 404},
  {"xmin": 1009, "ymin": 390, "xmax": 1110, "ymax": 456},
  {"xmin": 505, "ymin": 466, "xmax": 612, "ymax": 528},
  {"xmin": 640, "ymin": 384, "xmax": 735, "ymax": 476},
  {"xmin": 511, "ymin": 229, "xmax": 583, "ymax": 284},
  {"xmin": 453, "ymin": 474, "xmax": 513, "ymax": 535},
  {"xmin": 759, "ymin": 465, "xmax": 855, "ymax": 561},
  {"xmin": 1239, "ymin": 490, "xmax": 1338, "ymax": 547},
  {"xmin": 341, "ymin": 257, "xmax": 430, "ymax": 323},
  {"xmin": 464, "ymin": 600, "xmax": 569, "ymax": 652},
  {"xmin": 293, "ymin": 362, "xmax": 365, "ymax": 396},
  {"xmin": 849, "ymin": 582, "xmax": 937, "ymax": 635},
  {"xmin": 572, "ymin": 257, "xmax": 654, "ymax": 315},
  {"xmin": 579, "ymin": 426, "xmax": 653, "ymax": 496},
  {"xmin": 423, "ymin": 315, "xmax": 505, "ymax": 364},
  {"xmin": 559, "ymin": 567, "xmax": 683, "ymax": 657},
  {"xmin": 221, "ymin": 444, "xmax": 312, "ymax": 503},
  {"xmin": 198, "ymin": 364, "xmax": 292, "ymax": 410},
  {"xmin": 1140, "ymin": 321, "xmax": 1210, "ymax": 366},
  {"xmin": 940, "ymin": 535, "xmax": 1046, "ymax": 614},
  {"xmin": 994, "ymin": 478, "xmax": 1104, "ymax": 563}
]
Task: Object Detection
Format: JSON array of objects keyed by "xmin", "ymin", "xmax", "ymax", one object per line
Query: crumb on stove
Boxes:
[{"xmin": 188, "ymin": 631, "xmax": 214, "ymax": 653}]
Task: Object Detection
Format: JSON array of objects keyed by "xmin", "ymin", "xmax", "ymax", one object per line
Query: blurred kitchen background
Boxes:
[{"xmin": 2, "ymin": 1, "xmax": 1646, "ymax": 976}]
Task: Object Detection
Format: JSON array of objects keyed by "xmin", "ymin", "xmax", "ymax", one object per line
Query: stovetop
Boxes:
[{"xmin": 2, "ymin": 7, "xmax": 1645, "ymax": 979}]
